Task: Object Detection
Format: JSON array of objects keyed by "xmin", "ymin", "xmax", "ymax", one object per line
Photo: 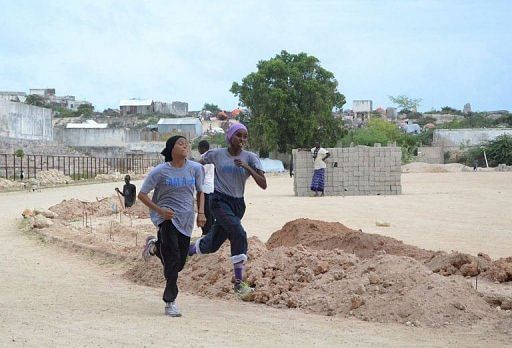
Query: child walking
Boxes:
[
  {"xmin": 139, "ymin": 135, "xmax": 206, "ymax": 317},
  {"xmin": 188, "ymin": 123, "xmax": 267, "ymax": 298}
]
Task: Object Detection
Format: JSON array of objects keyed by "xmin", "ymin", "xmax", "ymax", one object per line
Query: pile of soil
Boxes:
[
  {"xmin": 126, "ymin": 237, "xmax": 503, "ymax": 328},
  {"xmin": 268, "ymin": 219, "xmax": 512, "ymax": 284},
  {"xmin": 49, "ymin": 197, "xmax": 117, "ymax": 220},
  {"xmin": 28, "ymin": 207, "xmax": 512, "ymax": 330},
  {"xmin": 36, "ymin": 219, "xmax": 155, "ymax": 257},
  {"xmin": 36, "ymin": 169, "xmax": 73, "ymax": 185},
  {"xmin": 125, "ymin": 200, "xmax": 150, "ymax": 219},
  {"xmin": 401, "ymin": 162, "xmax": 471, "ymax": 173},
  {"xmin": 0, "ymin": 178, "xmax": 23, "ymax": 189},
  {"xmin": 266, "ymin": 219, "xmax": 434, "ymax": 261},
  {"xmin": 49, "ymin": 195, "xmax": 150, "ymax": 220}
]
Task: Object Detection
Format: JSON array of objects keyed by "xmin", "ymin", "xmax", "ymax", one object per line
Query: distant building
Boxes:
[
  {"xmin": 386, "ymin": 107, "xmax": 397, "ymax": 120},
  {"xmin": 353, "ymin": 100, "xmax": 373, "ymax": 123},
  {"xmin": 120, "ymin": 99, "xmax": 154, "ymax": 116},
  {"xmin": 0, "ymin": 91, "xmax": 27, "ymax": 103},
  {"xmin": 29, "ymin": 88, "xmax": 55, "ymax": 97},
  {"xmin": 171, "ymin": 101, "xmax": 188, "ymax": 116},
  {"xmin": 157, "ymin": 118, "xmax": 202, "ymax": 138},
  {"xmin": 401, "ymin": 123, "xmax": 421, "ymax": 134},
  {"xmin": 29, "ymin": 88, "xmax": 91, "ymax": 111},
  {"xmin": 121, "ymin": 99, "xmax": 188, "ymax": 116},
  {"xmin": 153, "ymin": 101, "xmax": 172, "ymax": 114}
]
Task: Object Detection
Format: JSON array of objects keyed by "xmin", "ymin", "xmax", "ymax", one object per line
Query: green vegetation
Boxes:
[
  {"xmin": 192, "ymin": 133, "xmax": 227, "ymax": 150},
  {"xmin": 231, "ymin": 50, "xmax": 345, "ymax": 156},
  {"xmin": 14, "ymin": 149, "xmax": 24, "ymax": 158},
  {"xmin": 203, "ymin": 103, "xmax": 221, "ymax": 114},
  {"xmin": 459, "ymin": 134, "xmax": 512, "ymax": 166},
  {"xmin": 51, "ymin": 104, "xmax": 95, "ymax": 118},
  {"xmin": 388, "ymin": 95, "xmax": 422, "ymax": 112},
  {"xmin": 338, "ymin": 119, "xmax": 434, "ymax": 163},
  {"xmin": 25, "ymin": 95, "xmax": 47, "ymax": 107},
  {"xmin": 77, "ymin": 104, "xmax": 93, "ymax": 117}
]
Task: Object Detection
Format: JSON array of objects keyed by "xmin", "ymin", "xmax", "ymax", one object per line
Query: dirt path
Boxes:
[{"xmin": 0, "ymin": 176, "xmax": 510, "ymax": 347}]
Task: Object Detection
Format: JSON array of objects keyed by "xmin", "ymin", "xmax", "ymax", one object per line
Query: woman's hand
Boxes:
[
  {"xmin": 158, "ymin": 207, "xmax": 174, "ymax": 220},
  {"xmin": 234, "ymin": 159, "xmax": 250, "ymax": 169},
  {"xmin": 196, "ymin": 213, "xmax": 206, "ymax": 227}
]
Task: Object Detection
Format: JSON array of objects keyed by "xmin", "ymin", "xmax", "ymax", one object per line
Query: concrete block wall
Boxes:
[{"xmin": 293, "ymin": 145, "xmax": 402, "ymax": 196}]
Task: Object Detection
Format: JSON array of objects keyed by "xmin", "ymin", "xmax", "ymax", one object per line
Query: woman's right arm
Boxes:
[{"xmin": 138, "ymin": 192, "xmax": 174, "ymax": 220}]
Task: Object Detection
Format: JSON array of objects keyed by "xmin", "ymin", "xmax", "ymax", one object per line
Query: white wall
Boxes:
[
  {"xmin": 434, "ymin": 128, "xmax": 512, "ymax": 150},
  {"xmin": 0, "ymin": 100, "xmax": 53, "ymax": 140}
]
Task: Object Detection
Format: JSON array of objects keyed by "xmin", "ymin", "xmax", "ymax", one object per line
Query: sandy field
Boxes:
[{"xmin": 1, "ymin": 172, "xmax": 511, "ymax": 347}]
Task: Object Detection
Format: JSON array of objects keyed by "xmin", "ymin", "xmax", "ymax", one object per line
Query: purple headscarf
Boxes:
[{"xmin": 225, "ymin": 123, "xmax": 248, "ymax": 145}]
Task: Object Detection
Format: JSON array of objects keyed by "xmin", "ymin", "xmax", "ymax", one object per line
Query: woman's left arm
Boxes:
[{"xmin": 196, "ymin": 191, "xmax": 206, "ymax": 227}]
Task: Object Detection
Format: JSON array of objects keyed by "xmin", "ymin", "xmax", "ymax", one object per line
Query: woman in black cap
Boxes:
[{"xmin": 138, "ymin": 135, "xmax": 206, "ymax": 317}]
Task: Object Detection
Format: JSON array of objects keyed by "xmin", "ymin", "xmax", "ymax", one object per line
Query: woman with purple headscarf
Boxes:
[{"xmin": 188, "ymin": 122, "xmax": 267, "ymax": 299}]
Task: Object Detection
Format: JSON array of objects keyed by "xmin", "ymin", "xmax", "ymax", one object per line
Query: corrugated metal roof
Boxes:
[
  {"xmin": 120, "ymin": 99, "xmax": 153, "ymax": 106},
  {"xmin": 66, "ymin": 120, "xmax": 108, "ymax": 129},
  {"xmin": 157, "ymin": 118, "xmax": 200, "ymax": 125}
]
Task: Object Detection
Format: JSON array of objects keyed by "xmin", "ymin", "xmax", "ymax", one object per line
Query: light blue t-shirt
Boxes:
[
  {"xmin": 203, "ymin": 148, "xmax": 263, "ymax": 198},
  {"xmin": 140, "ymin": 160, "xmax": 204, "ymax": 236}
]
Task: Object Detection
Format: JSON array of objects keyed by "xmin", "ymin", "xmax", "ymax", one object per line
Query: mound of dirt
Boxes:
[
  {"xmin": 48, "ymin": 195, "xmax": 151, "ymax": 220},
  {"xmin": 0, "ymin": 178, "xmax": 23, "ymax": 189},
  {"xmin": 401, "ymin": 162, "xmax": 471, "ymax": 173},
  {"xmin": 125, "ymin": 200, "xmax": 150, "ymax": 219},
  {"xmin": 487, "ymin": 257, "xmax": 512, "ymax": 283},
  {"xmin": 37, "ymin": 169, "xmax": 73, "ymax": 185},
  {"xmin": 49, "ymin": 196, "xmax": 124, "ymax": 220},
  {"xmin": 125, "ymin": 237, "xmax": 499, "ymax": 327},
  {"xmin": 266, "ymin": 218, "xmax": 434, "ymax": 261},
  {"xmin": 425, "ymin": 252, "xmax": 492, "ymax": 277}
]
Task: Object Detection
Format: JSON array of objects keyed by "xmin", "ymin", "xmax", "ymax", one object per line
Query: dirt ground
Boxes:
[{"xmin": 1, "ymin": 172, "xmax": 512, "ymax": 347}]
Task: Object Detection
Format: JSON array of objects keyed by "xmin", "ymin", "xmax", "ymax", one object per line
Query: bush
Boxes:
[
  {"xmin": 485, "ymin": 134, "xmax": 512, "ymax": 166},
  {"xmin": 444, "ymin": 151, "xmax": 451, "ymax": 163},
  {"xmin": 14, "ymin": 149, "xmax": 24, "ymax": 158},
  {"xmin": 192, "ymin": 133, "xmax": 227, "ymax": 150}
]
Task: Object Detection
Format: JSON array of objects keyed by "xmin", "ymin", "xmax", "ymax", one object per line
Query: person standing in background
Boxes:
[
  {"xmin": 310, "ymin": 142, "xmax": 330, "ymax": 196},
  {"xmin": 198, "ymin": 140, "xmax": 215, "ymax": 235}
]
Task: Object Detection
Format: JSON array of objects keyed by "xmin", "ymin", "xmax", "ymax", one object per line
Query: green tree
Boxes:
[
  {"xmin": 14, "ymin": 149, "xmax": 24, "ymax": 158},
  {"xmin": 76, "ymin": 104, "xmax": 94, "ymax": 117},
  {"xmin": 350, "ymin": 118, "xmax": 401, "ymax": 146},
  {"xmin": 485, "ymin": 134, "xmax": 512, "ymax": 166},
  {"xmin": 25, "ymin": 95, "xmax": 47, "ymax": 107},
  {"xmin": 441, "ymin": 106, "xmax": 460, "ymax": 114},
  {"xmin": 231, "ymin": 50, "xmax": 345, "ymax": 155},
  {"xmin": 389, "ymin": 95, "xmax": 422, "ymax": 112},
  {"xmin": 203, "ymin": 103, "xmax": 221, "ymax": 114}
]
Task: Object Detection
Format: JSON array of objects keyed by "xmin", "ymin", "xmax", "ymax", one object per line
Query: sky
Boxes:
[{"xmin": 1, "ymin": 0, "xmax": 511, "ymax": 112}]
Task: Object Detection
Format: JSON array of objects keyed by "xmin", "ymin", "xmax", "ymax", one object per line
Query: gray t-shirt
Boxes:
[
  {"xmin": 203, "ymin": 148, "xmax": 263, "ymax": 198},
  {"xmin": 140, "ymin": 160, "xmax": 204, "ymax": 237}
]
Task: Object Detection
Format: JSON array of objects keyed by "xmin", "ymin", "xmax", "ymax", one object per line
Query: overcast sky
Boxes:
[{"xmin": 1, "ymin": 0, "xmax": 510, "ymax": 112}]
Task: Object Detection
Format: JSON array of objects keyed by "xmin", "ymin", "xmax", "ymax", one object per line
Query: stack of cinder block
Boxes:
[{"xmin": 292, "ymin": 145, "xmax": 402, "ymax": 196}]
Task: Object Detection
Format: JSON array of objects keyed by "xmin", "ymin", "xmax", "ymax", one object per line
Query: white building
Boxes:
[
  {"xmin": 157, "ymin": 118, "xmax": 202, "ymax": 138},
  {"xmin": 353, "ymin": 100, "xmax": 373, "ymax": 123},
  {"xmin": 120, "ymin": 99, "xmax": 154, "ymax": 115}
]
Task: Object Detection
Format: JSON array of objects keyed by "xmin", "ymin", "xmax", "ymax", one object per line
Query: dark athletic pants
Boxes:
[
  {"xmin": 154, "ymin": 220, "xmax": 190, "ymax": 303},
  {"xmin": 200, "ymin": 193, "xmax": 215, "ymax": 236},
  {"xmin": 198, "ymin": 191, "xmax": 247, "ymax": 260}
]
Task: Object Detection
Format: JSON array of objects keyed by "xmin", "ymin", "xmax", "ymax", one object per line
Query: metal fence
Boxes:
[{"xmin": 0, "ymin": 154, "xmax": 162, "ymax": 181}]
